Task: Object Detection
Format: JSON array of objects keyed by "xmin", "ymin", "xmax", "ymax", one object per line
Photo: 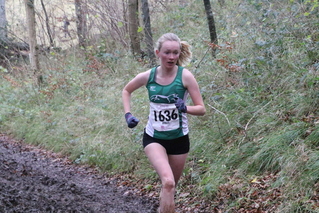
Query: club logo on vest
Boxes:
[{"xmin": 150, "ymin": 94, "xmax": 178, "ymax": 103}]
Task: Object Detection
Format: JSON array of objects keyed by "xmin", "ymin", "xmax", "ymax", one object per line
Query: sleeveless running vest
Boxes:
[{"xmin": 145, "ymin": 66, "xmax": 189, "ymax": 140}]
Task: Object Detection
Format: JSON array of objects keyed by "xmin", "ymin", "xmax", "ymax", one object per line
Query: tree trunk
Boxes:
[
  {"xmin": 128, "ymin": 0, "xmax": 141, "ymax": 57},
  {"xmin": 75, "ymin": 0, "xmax": 87, "ymax": 48},
  {"xmin": 141, "ymin": 0, "xmax": 156, "ymax": 65},
  {"xmin": 0, "ymin": 0, "xmax": 8, "ymax": 67},
  {"xmin": 122, "ymin": 0, "xmax": 129, "ymax": 35},
  {"xmin": 203, "ymin": 0, "xmax": 218, "ymax": 57},
  {"xmin": 40, "ymin": 0, "xmax": 54, "ymax": 47},
  {"xmin": 25, "ymin": 0, "xmax": 42, "ymax": 85},
  {"xmin": 0, "ymin": 0, "xmax": 7, "ymax": 41}
]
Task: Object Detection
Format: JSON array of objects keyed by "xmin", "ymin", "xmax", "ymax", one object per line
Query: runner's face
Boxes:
[{"xmin": 157, "ymin": 41, "xmax": 180, "ymax": 68}]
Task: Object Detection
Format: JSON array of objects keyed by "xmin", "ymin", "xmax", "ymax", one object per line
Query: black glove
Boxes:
[
  {"xmin": 174, "ymin": 97, "xmax": 187, "ymax": 113},
  {"xmin": 125, "ymin": 112, "xmax": 139, "ymax": 128}
]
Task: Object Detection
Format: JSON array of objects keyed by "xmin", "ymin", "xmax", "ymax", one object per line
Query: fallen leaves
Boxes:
[
  {"xmin": 112, "ymin": 173, "xmax": 214, "ymax": 212},
  {"xmin": 213, "ymin": 174, "xmax": 283, "ymax": 213}
]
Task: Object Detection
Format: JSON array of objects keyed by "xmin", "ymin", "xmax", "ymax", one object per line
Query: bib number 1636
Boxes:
[{"xmin": 154, "ymin": 109, "xmax": 178, "ymax": 122}]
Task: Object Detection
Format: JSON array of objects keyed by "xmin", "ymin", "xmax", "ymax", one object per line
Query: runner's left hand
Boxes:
[{"xmin": 174, "ymin": 97, "xmax": 187, "ymax": 113}]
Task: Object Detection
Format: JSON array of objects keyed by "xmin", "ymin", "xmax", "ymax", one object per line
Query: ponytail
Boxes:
[{"xmin": 177, "ymin": 41, "xmax": 192, "ymax": 67}]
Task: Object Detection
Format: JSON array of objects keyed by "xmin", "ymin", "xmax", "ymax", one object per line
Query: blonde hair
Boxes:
[{"xmin": 155, "ymin": 33, "xmax": 192, "ymax": 67}]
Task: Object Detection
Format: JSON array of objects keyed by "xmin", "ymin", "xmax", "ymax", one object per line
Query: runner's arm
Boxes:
[
  {"xmin": 182, "ymin": 69, "xmax": 206, "ymax": 116},
  {"xmin": 122, "ymin": 71, "xmax": 150, "ymax": 113}
]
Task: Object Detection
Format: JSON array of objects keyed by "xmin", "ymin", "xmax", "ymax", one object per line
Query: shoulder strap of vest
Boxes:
[
  {"xmin": 177, "ymin": 66, "xmax": 184, "ymax": 79},
  {"xmin": 147, "ymin": 66, "xmax": 158, "ymax": 84}
]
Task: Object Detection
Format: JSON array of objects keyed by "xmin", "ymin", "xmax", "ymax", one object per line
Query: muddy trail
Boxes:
[{"xmin": 0, "ymin": 134, "xmax": 158, "ymax": 213}]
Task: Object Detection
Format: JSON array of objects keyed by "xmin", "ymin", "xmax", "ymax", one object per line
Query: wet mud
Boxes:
[{"xmin": 0, "ymin": 134, "xmax": 157, "ymax": 213}]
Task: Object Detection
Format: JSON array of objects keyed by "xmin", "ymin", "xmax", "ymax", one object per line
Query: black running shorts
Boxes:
[{"xmin": 143, "ymin": 131, "xmax": 190, "ymax": 155}]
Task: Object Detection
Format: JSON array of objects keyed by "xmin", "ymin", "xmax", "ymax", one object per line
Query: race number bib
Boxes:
[{"xmin": 150, "ymin": 103, "xmax": 180, "ymax": 131}]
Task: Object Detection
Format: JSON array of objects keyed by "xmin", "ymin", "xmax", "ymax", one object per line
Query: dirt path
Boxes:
[{"xmin": 0, "ymin": 134, "xmax": 158, "ymax": 213}]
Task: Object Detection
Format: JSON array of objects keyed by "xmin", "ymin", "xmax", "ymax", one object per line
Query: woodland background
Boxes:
[{"xmin": 0, "ymin": 0, "xmax": 319, "ymax": 212}]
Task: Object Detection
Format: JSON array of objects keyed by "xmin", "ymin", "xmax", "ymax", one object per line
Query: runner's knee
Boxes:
[{"xmin": 162, "ymin": 178, "xmax": 175, "ymax": 191}]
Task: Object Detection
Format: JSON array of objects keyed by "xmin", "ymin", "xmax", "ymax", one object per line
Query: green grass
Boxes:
[{"xmin": 1, "ymin": 0, "xmax": 319, "ymax": 211}]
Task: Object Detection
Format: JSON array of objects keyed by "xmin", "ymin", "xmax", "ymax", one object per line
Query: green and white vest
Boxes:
[{"xmin": 145, "ymin": 66, "xmax": 189, "ymax": 140}]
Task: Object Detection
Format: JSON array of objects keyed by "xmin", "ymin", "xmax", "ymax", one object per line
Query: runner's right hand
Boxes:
[{"xmin": 125, "ymin": 112, "xmax": 139, "ymax": 128}]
